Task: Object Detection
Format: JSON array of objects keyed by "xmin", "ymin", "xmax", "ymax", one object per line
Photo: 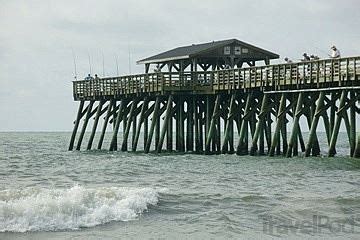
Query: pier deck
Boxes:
[{"xmin": 73, "ymin": 57, "xmax": 360, "ymax": 100}]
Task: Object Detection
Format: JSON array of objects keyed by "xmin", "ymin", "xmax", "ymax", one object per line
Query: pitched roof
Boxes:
[{"xmin": 137, "ymin": 39, "xmax": 279, "ymax": 64}]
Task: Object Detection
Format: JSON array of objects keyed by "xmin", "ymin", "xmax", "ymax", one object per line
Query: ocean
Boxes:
[{"xmin": 0, "ymin": 132, "xmax": 359, "ymax": 239}]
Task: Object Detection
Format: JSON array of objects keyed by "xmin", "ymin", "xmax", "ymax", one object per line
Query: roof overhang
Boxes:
[
  {"xmin": 137, "ymin": 39, "xmax": 279, "ymax": 65},
  {"xmin": 137, "ymin": 55, "xmax": 189, "ymax": 65}
]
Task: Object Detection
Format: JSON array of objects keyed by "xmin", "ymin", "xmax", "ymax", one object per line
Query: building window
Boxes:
[
  {"xmin": 234, "ymin": 46, "xmax": 241, "ymax": 55},
  {"xmin": 224, "ymin": 46, "xmax": 231, "ymax": 55},
  {"xmin": 242, "ymin": 48, "xmax": 249, "ymax": 54}
]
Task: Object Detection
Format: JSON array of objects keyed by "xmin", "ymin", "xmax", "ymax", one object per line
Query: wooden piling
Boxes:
[
  {"xmin": 145, "ymin": 97, "xmax": 160, "ymax": 153},
  {"xmin": 354, "ymin": 133, "xmax": 360, "ymax": 158},
  {"xmin": 76, "ymin": 100, "xmax": 94, "ymax": 150},
  {"xmin": 297, "ymin": 125, "xmax": 306, "ymax": 152},
  {"xmin": 322, "ymin": 112, "xmax": 331, "ymax": 146},
  {"xmin": 309, "ymin": 95, "xmax": 321, "ymax": 156},
  {"xmin": 215, "ymin": 113, "xmax": 221, "ymax": 153},
  {"xmin": 157, "ymin": 95, "xmax": 173, "ymax": 153},
  {"xmin": 87, "ymin": 100, "xmax": 104, "ymax": 150},
  {"xmin": 98, "ymin": 100, "xmax": 114, "ymax": 150},
  {"xmin": 69, "ymin": 100, "xmax": 84, "ymax": 151},
  {"xmin": 121, "ymin": 100, "xmax": 137, "ymax": 151},
  {"xmin": 328, "ymin": 90, "xmax": 347, "ymax": 157},
  {"xmin": 186, "ymin": 98, "xmax": 194, "ymax": 152},
  {"xmin": 144, "ymin": 106, "xmax": 149, "ymax": 150},
  {"xmin": 205, "ymin": 96, "xmax": 211, "ymax": 146},
  {"xmin": 205, "ymin": 94, "xmax": 221, "ymax": 154},
  {"xmin": 132, "ymin": 108, "xmax": 137, "ymax": 150},
  {"xmin": 265, "ymin": 111, "xmax": 272, "ymax": 152},
  {"xmin": 236, "ymin": 94, "xmax": 252, "ymax": 155},
  {"xmin": 175, "ymin": 102, "xmax": 180, "ymax": 151},
  {"xmin": 198, "ymin": 100, "xmax": 204, "ymax": 152},
  {"xmin": 222, "ymin": 94, "xmax": 235, "ymax": 153},
  {"xmin": 269, "ymin": 93, "xmax": 286, "ymax": 156},
  {"xmin": 179, "ymin": 97, "xmax": 185, "ymax": 152},
  {"xmin": 122, "ymin": 102, "xmax": 129, "ymax": 151},
  {"xmin": 112, "ymin": 101, "xmax": 118, "ymax": 150},
  {"xmin": 281, "ymin": 119, "xmax": 288, "ymax": 155},
  {"xmin": 250, "ymin": 93, "xmax": 268, "ymax": 155},
  {"xmin": 155, "ymin": 103, "xmax": 161, "ymax": 150},
  {"xmin": 349, "ymin": 91, "xmax": 356, "ymax": 155},
  {"xmin": 329, "ymin": 92, "xmax": 336, "ymax": 136},
  {"xmin": 259, "ymin": 127, "xmax": 265, "ymax": 155},
  {"xmin": 221, "ymin": 99, "xmax": 229, "ymax": 153},
  {"xmin": 109, "ymin": 100, "xmax": 125, "ymax": 151},
  {"xmin": 305, "ymin": 91, "xmax": 325, "ymax": 157},
  {"xmin": 166, "ymin": 109, "xmax": 173, "ymax": 151},
  {"xmin": 133, "ymin": 98, "xmax": 149, "ymax": 151},
  {"xmin": 286, "ymin": 92, "xmax": 303, "ymax": 157},
  {"xmin": 194, "ymin": 97, "xmax": 201, "ymax": 153}
]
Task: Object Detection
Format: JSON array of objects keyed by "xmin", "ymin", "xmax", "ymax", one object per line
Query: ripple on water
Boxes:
[{"xmin": 0, "ymin": 132, "xmax": 359, "ymax": 239}]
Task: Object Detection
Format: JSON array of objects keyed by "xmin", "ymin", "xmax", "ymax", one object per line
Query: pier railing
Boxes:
[{"xmin": 73, "ymin": 56, "xmax": 360, "ymax": 100}]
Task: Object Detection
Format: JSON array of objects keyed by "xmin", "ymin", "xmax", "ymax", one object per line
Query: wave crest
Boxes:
[{"xmin": 0, "ymin": 185, "xmax": 159, "ymax": 232}]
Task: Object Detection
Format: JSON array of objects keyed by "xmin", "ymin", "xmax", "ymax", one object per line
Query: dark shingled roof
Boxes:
[{"xmin": 137, "ymin": 39, "xmax": 279, "ymax": 64}]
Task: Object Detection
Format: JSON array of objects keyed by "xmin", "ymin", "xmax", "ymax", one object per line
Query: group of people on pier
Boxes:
[
  {"xmin": 284, "ymin": 45, "xmax": 341, "ymax": 64},
  {"xmin": 84, "ymin": 73, "xmax": 100, "ymax": 81},
  {"xmin": 81, "ymin": 45, "xmax": 343, "ymax": 88}
]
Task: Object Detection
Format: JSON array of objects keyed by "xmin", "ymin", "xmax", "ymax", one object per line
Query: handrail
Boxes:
[{"xmin": 73, "ymin": 56, "xmax": 360, "ymax": 100}]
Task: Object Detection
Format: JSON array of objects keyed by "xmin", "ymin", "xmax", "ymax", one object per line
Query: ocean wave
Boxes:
[{"xmin": 0, "ymin": 185, "xmax": 159, "ymax": 232}]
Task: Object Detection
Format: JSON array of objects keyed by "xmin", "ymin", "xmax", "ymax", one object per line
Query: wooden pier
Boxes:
[{"xmin": 69, "ymin": 39, "xmax": 360, "ymax": 157}]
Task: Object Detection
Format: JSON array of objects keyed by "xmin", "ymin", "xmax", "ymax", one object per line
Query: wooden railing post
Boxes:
[{"xmin": 354, "ymin": 57, "xmax": 357, "ymax": 80}]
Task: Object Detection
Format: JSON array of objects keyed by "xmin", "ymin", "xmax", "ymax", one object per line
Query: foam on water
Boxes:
[{"xmin": 0, "ymin": 185, "xmax": 159, "ymax": 232}]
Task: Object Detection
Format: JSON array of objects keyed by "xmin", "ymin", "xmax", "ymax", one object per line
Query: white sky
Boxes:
[{"xmin": 0, "ymin": 0, "xmax": 359, "ymax": 131}]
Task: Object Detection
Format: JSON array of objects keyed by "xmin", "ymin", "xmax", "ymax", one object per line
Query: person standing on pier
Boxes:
[
  {"xmin": 284, "ymin": 57, "xmax": 293, "ymax": 63},
  {"xmin": 310, "ymin": 55, "xmax": 320, "ymax": 60},
  {"xmin": 285, "ymin": 57, "xmax": 300, "ymax": 80},
  {"xmin": 330, "ymin": 46, "xmax": 341, "ymax": 75},
  {"xmin": 284, "ymin": 57, "xmax": 294, "ymax": 79},
  {"xmin": 94, "ymin": 74, "xmax": 102, "ymax": 93},
  {"xmin": 85, "ymin": 73, "xmax": 94, "ymax": 81},
  {"xmin": 301, "ymin": 53, "xmax": 311, "ymax": 81},
  {"xmin": 302, "ymin": 53, "xmax": 311, "ymax": 61},
  {"xmin": 330, "ymin": 45, "xmax": 341, "ymax": 58},
  {"xmin": 84, "ymin": 74, "xmax": 94, "ymax": 93}
]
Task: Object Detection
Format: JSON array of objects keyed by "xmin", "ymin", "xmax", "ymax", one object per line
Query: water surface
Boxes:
[{"xmin": 0, "ymin": 132, "xmax": 359, "ymax": 239}]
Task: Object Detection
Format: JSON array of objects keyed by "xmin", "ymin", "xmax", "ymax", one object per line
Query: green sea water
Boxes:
[{"xmin": 0, "ymin": 132, "xmax": 359, "ymax": 239}]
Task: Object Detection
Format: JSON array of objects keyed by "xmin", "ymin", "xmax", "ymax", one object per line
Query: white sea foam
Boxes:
[{"xmin": 0, "ymin": 185, "xmax": 159, "ymax": 232}]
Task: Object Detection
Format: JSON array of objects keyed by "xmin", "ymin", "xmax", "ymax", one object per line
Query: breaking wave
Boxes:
[{"xmin": 0, "ymin": 185, "xmax": 159, "ymax": 232}]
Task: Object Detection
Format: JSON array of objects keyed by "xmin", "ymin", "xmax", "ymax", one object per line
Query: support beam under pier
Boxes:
[{"xmin": 69, "ymin": 100, "xmax": 84, "ymax": 151}]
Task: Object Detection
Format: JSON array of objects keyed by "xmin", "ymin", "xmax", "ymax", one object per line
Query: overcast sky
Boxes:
[{"xmin": 0, "ymin": 0, "xmax": 359, "ymax": 131}]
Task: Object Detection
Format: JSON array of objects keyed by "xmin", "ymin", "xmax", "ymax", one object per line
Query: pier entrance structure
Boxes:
[{"xmin": 69, "ymin": 39, "xmax": 360, "ymax": 158}]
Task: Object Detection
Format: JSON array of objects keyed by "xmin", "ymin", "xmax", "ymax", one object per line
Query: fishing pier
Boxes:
[{"xmin": 69, "ymin": 39, "xmax": 360, "ymax": 157}]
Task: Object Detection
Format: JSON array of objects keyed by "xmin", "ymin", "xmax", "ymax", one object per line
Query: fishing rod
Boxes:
[
  {"xmin": 313, "ymin": 46, "xmax": 330, "ymax": 57},
  {"xmin": 125, "ymin": 11, "xmax": 131, "ymax": 75},
  {"xmin": 102, "ymin": 51, "xmax": 105, "ymax": 77},
  {"xmin": 128, "ymin": 44, "xmax": 132, "ymax": 75},
  {"xmin": 87, "ymin": 52, "xmax": 92, "ymax": 75},
  {"xmin": 71, "ymin": 48, "xmax": 78, "ymax": 80},
  {"xmin": 115, "ymin": 55, "xmax": 119, "ymax": 76}
]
